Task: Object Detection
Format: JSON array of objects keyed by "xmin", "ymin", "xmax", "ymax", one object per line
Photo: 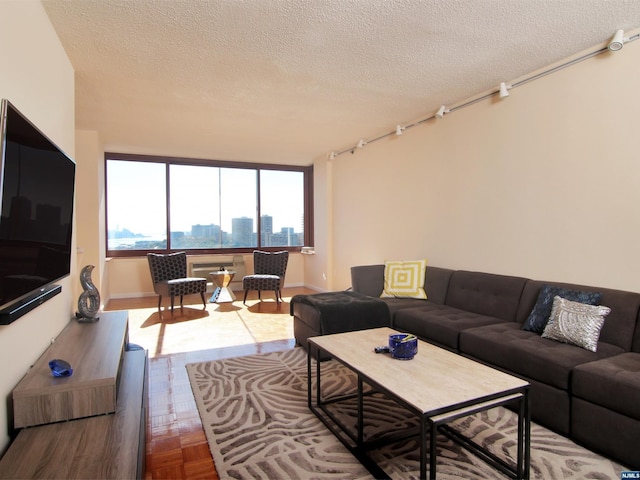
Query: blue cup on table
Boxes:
[{"xmin": 389, "ymin": 333, "xmax": 418, "ymax": 360}]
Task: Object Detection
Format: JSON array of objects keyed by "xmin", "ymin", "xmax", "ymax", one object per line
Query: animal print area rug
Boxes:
[{"xmin": 186, "ymin": 347, "xmax": 624, "ymax": 479}]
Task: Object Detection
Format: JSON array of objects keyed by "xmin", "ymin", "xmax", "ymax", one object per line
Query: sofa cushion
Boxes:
[
  {"xmin": 350, "ymin": 264, "xmax": 385, "ymax": 297},
  {"xmin": 572, "ymin": 352, "xmax": 640, "ymax": 421},
  {"xmin": 516, "ymin": 279, "xmax": 640, "ymax": 352},
  {"xmin": 522, "ymin": 285, "xmax": 602, "ymax": 334},
  {"xmin": 422, "ymin": 266, "xmax": 454, "ymax": 305},
  {"xmin": 393, "ymin": 304, "xmax": 508, "ymax": 351},
  {"xmin": 351, "ymin": 264, "xmax": 454, "ymax": 305},
  {"xmin": 541, "ymin": 297, "xmax": 610, "ymax": 352},
  {"xmin": 444, "ymin": 271, "xmax": 528, "ymax": 322},
  {"xmin": 459, "ymin": 322, "xmax": 624, "ymax": 390},
  {"xmin": 380, "ymin": 297, "xmax": 431, "ymax": 317},
  {"xmin": 381, "ymin": 259, "xmax": 427, "ymax": 299}
]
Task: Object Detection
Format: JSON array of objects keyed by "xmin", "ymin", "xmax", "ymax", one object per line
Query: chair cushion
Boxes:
[
  {"xmin": 243, "ymin": 274, "xmax": 281, "ymax": 291},
  {"xmin": 166, "ymin": 277, "xmax": 207, "ymax": 296}
]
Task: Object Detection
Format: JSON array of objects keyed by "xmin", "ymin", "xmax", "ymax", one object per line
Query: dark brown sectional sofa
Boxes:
[{"xmin": 291, "ymin": 264, "xmax": 640, "ymax": 469}]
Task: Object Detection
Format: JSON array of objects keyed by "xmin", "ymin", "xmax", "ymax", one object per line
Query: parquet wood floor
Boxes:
[{"xmin": 105, "ymin": 286, "xmax": 314, "ymax": 480}]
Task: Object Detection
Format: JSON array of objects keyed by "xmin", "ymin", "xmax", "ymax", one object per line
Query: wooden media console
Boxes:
[{"xmin": 0, "ymin": 310, "xmax": 147, "ymax": 479}]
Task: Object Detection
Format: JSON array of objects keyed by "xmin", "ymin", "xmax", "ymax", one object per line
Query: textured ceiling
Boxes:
[{"xmin": 41, "ymin": 0, "xmax": 640, "ymax": 165}]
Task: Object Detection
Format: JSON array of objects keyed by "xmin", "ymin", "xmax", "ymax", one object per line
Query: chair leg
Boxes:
[
  {"xmin": 243, "ymin": 290, "xmax": 249, "ymax": 305},
  {"xmin": 200, "ymin": 292, "xmax": 206, "ymax": 309},
  {"xmin": 258, "ymin": 291, "xmax": 261, "ymax": 300},
  {"xmin": 157, "ymin": 295, "xmax": 162, "ymax": 312},
  {"xmin": 275, "ymin": 290, "xmax": 280, "ymax": 305},
  {"xmin": 180, "ymin": 295, "xmax": 184, "ymax": 309},
  {"xmin": 170, "ymin": 295, "xmax": 175, "ymax": 312}
]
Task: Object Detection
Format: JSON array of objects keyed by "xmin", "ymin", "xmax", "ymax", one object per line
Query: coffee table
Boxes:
[{"xmin": 307, "ymin": 327, "xmax": 530, "ymax": 479}]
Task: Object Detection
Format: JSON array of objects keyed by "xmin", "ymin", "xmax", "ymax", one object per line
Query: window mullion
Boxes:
[
  {"xmin": 165, "ymin": 161, "xmax": 171, "ymax": 251},
  {"xmin": 256, "ymin": 169, "xmax": 261, "ymax": 248}
]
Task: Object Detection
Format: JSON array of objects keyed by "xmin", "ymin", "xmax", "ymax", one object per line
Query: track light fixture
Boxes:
[
  {"xmin": 499, "ymin": 82, "xmax": 510, "ymax": 99},
  {"xmin": 435, "ymin": 105, "xmax": 449, "ymax": 119},
  {"xmin": 327, "ymin": 29, "xmax": 638, "ymax": 160},
  {"xmin": 608, "ymin": 29, "xmax": 626, "ymax": 51}
]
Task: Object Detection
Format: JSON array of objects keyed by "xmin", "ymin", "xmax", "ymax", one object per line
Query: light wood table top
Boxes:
[{"xmin": 309, "ymin": 327, "xmax": 529, "ymax": 415}]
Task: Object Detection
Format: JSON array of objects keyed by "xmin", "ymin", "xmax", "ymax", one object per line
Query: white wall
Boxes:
[
  {"xmin": 0, "ymin": 1, "xmax": 75, "ymax": 452},
  {"xmin": 303, "ymin": 157, "xmax": 332, "ymax": 291},
  {"xmin": 325, "ymin": 39, "xmax": 640, "ymax": 293},
  {"xmin": 75, "ymin": 130, "xmax": 108, "ymax": 304}
]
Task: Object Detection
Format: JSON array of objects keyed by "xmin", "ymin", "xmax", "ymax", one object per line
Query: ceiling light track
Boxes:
[{"xmin": 327, "ymin": 29, "xmax": 639, "ymax": 161}]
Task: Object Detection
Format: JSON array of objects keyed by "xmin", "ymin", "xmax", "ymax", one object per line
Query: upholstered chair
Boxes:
[
  {"xmin": 147, "ymin": 252, "xmax": 207, "ymax": 312},
  {"xmin": 242, "ymin": 250, "xmax": 289, "ymax": 305}
]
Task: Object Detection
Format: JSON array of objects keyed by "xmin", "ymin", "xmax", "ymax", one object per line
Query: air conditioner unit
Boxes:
[{"xmin": 188, "ymin": 255, "xmax": 245, "ymax": 292}]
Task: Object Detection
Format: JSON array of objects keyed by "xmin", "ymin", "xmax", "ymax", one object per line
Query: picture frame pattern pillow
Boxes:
[
  {"xmin": 541, "ymin": 296, "xmax": 610, "ymax": 352},
  {"xmin": 522, "ymin": 285, "xmax": 601, "ymax": 334},
  {"xmin": 381, "ymin": 259, "xmax": 428, "ymax": 299}
]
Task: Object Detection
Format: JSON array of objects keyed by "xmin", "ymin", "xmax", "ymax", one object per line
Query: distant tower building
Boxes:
[
  {"xmin": 191, "ymin": 224, "xmax": 213, "ymax": 237},
  {"xmin": 260, "ymin": 215, "xmax": 273, "ymax": 246},
  {"xmin": 261, "ymin": 215, "xmax": 273, "ymax": 234},
  {"xmin": 191, "ymin": 224, "xmax": 222, "ymax": 245},
  {"xmin": 210, "ymin": 224, "xmax": 222, "ymax": 244},
  {"xmin": 232, "ymin": 217, "xmax": 254, "ymax": 246},
  {"xmin": 273, "ymin": 227, "xmax": 295, "ymax": 246}
]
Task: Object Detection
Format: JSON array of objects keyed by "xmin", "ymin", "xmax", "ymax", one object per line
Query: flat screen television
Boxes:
[{"xmin": 0, "ymin": 99, "xmax": 76, "ymax": 324}]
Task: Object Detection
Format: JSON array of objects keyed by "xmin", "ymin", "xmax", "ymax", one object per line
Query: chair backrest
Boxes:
[
  {"xmin": 147, "ymin": 252, "xmax": 188, "ymax": 284},
  {"xmin": 253, "ymin": 250, "xmax": 288, "ymax": 279}
]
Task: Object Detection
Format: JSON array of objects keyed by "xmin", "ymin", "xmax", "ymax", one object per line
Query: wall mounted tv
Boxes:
[{"xmin": 0, "ymin": 99, "xmax": 76, "ymax": 325}]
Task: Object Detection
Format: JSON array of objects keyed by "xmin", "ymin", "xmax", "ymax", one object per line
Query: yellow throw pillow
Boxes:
[{"xmin": 381, "ymin": 259, "xmax": 428, "ymax": 299}]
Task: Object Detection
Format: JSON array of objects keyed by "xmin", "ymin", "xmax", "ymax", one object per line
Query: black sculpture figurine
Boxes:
[{"xmin": 76, "ymin": 265, "xmax": 100, "ymax": 322}]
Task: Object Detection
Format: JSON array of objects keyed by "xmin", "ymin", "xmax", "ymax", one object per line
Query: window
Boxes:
[
  {"xmin": 260, "ymin": 170, "xmax": 305, "ymax": 248},
  {"xmin": 106, "ymin": 154, "xmax": 312, "ymax": 256}
]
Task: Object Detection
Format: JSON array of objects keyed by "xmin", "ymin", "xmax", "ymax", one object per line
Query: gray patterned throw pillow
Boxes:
[{"xmin": 541, "ymin": 296, "xmax": 610, "ymax": 352}]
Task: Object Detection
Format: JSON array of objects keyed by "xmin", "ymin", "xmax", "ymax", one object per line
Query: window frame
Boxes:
[{"xmin": 105, "ymin": 152, "xmax": 313, "ymax": 257}]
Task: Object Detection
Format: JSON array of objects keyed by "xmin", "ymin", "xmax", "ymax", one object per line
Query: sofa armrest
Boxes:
[{"xmin": 351, "ymin": 264, "xmax": 384, "ymax": 297}]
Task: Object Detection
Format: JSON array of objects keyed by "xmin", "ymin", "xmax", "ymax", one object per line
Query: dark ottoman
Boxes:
[{"xmin": 291, "ymin": 291, "xmax": 391, "ymax": 359}]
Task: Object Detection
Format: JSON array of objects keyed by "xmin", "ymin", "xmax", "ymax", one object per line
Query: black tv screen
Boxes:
[{"xmin": 0, "ymin": 99, "xmax": 76, "ymax": 323}]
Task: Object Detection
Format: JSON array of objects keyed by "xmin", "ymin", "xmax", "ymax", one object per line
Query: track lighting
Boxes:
[
  {"xmin": 499, "ymin": 82, "xmax": 510, "ymax": 99},
  {"xmin": 608, "ymin": 30, "xmax": 626, "ymax": 51},
  {"xmin": 327, "ymin": 31, "xmax": 637, "ymax": 159},
  {"xmin": 435, "ymin": 105, "xmax": 449, "ymax": 119}
]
